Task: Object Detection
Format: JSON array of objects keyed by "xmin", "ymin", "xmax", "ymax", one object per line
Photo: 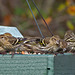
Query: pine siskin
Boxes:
[
  {"xmin": 0, "ymin": 36, "xmax": 16, "ymax": 57},
  {"xmin": 40, "ymin": 35, "xmax": 61, "ymax": 54},
  {"xmin": 58, "ymin": 39, "xmax": 67, "ymax": 53},
  {"xmin": 0, "ymin": 33, "xmax": 27, "ymax": 46},
  {"xmin": 36, "ymin": 35, "xmax": 68, "ymax": 54},
  {"xmin": 0, "ymin": 33, "xmax": 17, "ymax": 45},
  {"xmin": 64, "ymin": 30, "xmax": 75, "ymax": 52}
]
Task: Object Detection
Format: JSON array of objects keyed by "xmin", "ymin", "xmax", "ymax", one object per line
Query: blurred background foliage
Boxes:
[{"xmin": 0, "ymin": 0, "xmax": 75, "ymax": 38}]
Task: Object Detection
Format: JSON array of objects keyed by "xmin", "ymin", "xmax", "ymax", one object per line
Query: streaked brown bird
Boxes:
[
  {"xmin": 58, "ymin": 39, "xmax": 67, "ymax": 53},
  {"xmin": 64, "ymin": 30, "xmax": 75, "ymax": 52},
  {"xmin": 36, "ymin": 35, "xmax": 67, "ymax": 54},
  {"xmin": 39, "ymin": 35, "xmax": 61, "ymax": 54},
  {"xmin": 0, "ymin": 33, "xmax": 16, "ymax": 45},
  {"xmin": 0, "ymin": 35, "xmax": 16, "ymax": 57},
  {"xmin": 0, "ymin": 33, "xmax": 27, "ymax": 46}
]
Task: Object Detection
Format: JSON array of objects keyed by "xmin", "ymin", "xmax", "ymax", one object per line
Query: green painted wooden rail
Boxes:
[{"xmin": 0, "ymin": 54, "xmax": 75, "ymax": 75}]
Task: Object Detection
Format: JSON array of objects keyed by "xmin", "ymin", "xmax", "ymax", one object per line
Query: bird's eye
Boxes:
[
  {"xmin": 52, "ymin": 38, "xmax": 56, "ymax": 41},
  {"xmin": 56, "ymin": 40, "xmax": 60, "ymax": 44},
  {"xmin": 1, "ymin": 37, "xmax": 3, "ymax": 38}
]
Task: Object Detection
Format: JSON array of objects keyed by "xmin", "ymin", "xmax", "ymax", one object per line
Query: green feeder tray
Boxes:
[
  {"xmin": 0, "ymin": 26, "xmax": 74, "ymax": 75},
  {"xmin": 0, "ymin": 54, "xmax": 75, "ymax": 75}
]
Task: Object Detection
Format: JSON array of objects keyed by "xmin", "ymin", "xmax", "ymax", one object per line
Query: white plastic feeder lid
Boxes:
[{"xmin": 0, "ymin": 26, "xmax": 23, "ymax": 38}]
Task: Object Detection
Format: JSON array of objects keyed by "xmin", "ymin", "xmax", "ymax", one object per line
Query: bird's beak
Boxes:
[
  {"xmin": 63, "ymin": 48, "xmax": 66, "ymax": 52},
  {"xmin": 56, "ymin": 40, "xmax": 60, "ymax": 45}
]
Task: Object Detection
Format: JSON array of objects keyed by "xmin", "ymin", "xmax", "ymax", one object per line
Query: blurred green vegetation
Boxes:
[{"xmin": 0, "ymin": 0, "xmax": 75, "ymax": 37}]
